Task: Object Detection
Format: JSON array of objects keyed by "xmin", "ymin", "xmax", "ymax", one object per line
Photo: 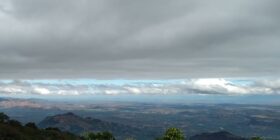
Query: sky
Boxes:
[
  {"xmin": 0, "ymin": 1, "xmax": 280, "ymax": 98},
  {"xmin": 0, "ymin": 79, "xmax": 279, "ymax": 96}
]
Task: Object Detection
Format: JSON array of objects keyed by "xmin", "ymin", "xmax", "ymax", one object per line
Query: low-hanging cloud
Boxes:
[
  {"xmin": 0, "ymin": 79, "xmax": 279, "ymax": 96},
  {"xmin": 0, "ymin": 0, "xmax": 280, "ymax": 79}
]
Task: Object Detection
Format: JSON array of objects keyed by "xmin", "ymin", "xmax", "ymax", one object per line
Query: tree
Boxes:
[
  {"xmin": 7, "ymin": 119, "xmax": 22, "ymax": 127},
  {"xmin": 83, "ymin": 131, "xmax": 115, "ymax": 140},
  {"xmin": 158, "ymin": 128, "xmax": 185, "ymax": 140},
  {"xmin": 45, "ymin": 127, "xmax": 61, "ymax": 132},
  {"xmin": 251, "ymin": 137, "xmax": 263, "ymax": 140},
  {"xmin": 125, "ymin": 137, "xmax": 136, "ymax": 140},
  {"xmin": 0, "ymin": 112, "xmax": 9, "ymax": 123},
  {"xmin": 25, "ymin": 122, "xmax": 38, "ymax": 129}
]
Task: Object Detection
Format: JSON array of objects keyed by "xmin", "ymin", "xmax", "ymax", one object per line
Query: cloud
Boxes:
[
  {"xmin": 187, "ymin": 79, "xmax": 249, "ymax": 94},
  {"xmin": 0, "ymin": 79, "xmax": 279, "ymax": 96},
  {"xmin": 0, "ymin": 0, "xmax": 279, "ymax": 79},
  {"xmin": 32, "ymin": 87, "xmax": 51, "ymax": 95}
]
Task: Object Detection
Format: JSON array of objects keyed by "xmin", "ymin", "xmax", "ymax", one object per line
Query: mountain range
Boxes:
[
  {"xmin": 38, "ymin": 112, "xmax": 254, "ymax": 140},
  {"xmin": 38, "ymin": 112, "xmax": 151, "ymax": 140}
]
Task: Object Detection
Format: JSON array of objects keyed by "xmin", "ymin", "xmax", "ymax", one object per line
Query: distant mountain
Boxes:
[
  {"xmin": 0, "ymin": 97, "xmax": 48, "ymax": 109},
  {"xmin": 38, "ymin": 112, "xmax": 152, "ymax": 140},
  {"xmin": 0, "ymin": 98, "xmax": 8, "ymax": 102},
  {"xmin": 189, "ymin": 131, "xmax": 248, "ymax": 140}
]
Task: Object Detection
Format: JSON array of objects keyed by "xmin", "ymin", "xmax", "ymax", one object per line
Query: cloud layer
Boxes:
[
  {"xmin": 0, "ymin": 79, "xmax": 279, "ymax": 96},
  {"xmin": 0, "ymin": 0, "xmax": 280, "ymax": 78}
]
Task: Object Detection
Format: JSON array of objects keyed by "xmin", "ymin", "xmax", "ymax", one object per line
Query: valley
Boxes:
[{"xmin": 0, "ymin": 97, "xmax": 279, "ymax": 140}]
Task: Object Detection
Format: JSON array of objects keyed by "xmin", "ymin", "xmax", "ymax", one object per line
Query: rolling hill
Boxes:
[{"xmin": 38, "ymin": 112, "xmax": 151, "ymax": 140}]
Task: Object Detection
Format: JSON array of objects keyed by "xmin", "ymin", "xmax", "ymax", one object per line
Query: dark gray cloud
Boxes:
[{"xmin": 0, "ymin": 0, "xmax": 279, "ymax": 79}]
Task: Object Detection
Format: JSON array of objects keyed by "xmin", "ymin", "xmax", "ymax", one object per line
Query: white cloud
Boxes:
[
  {"xmin": 124, "ymin": 87, "xmax": 141, "ymax": 94},
  {"xmin": 104, "ymin": 89, "xmax": 124, "ymax": 95},
  {"xmin": 0, "ymin": 79, "xmax": 280, "ymax": 96},
  {"xmin": 188, "ymin": 78, "xmax": 249, "ymax": 94},
  {"xmin": 33, "ymin": 87, "xmax": 50, "ymax": 95}
]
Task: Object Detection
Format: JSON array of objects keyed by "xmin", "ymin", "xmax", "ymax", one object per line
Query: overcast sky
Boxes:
[{"xmin": 0, "ymin": 0, "xmax": 280, "ymax": 79}]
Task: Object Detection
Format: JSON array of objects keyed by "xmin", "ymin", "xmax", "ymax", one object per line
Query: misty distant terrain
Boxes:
[{"xmin": 0, "ymin": 97, "xmax": 279, "ymax": 140}]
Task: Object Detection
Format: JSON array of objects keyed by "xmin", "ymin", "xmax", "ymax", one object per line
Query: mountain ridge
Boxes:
[
  {"xmin": 38, "ymin": 112, "xmax": 151, "ymax": 140},
  {"xmin": 189, "ymin": 131, "xmax": 248, "ymax": 140}
]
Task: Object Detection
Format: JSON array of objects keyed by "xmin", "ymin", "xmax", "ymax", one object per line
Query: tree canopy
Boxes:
[
  {"xmin": 251, "ymin": 137, "xmax": 263, "ymax": 140},
  {"xmin": 83, "ymin": 131, "xmax": 115, "ymax": 140},
  {"xmin": 157, "ymin": 128, "xmax": 185, "ymax": 140}
]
